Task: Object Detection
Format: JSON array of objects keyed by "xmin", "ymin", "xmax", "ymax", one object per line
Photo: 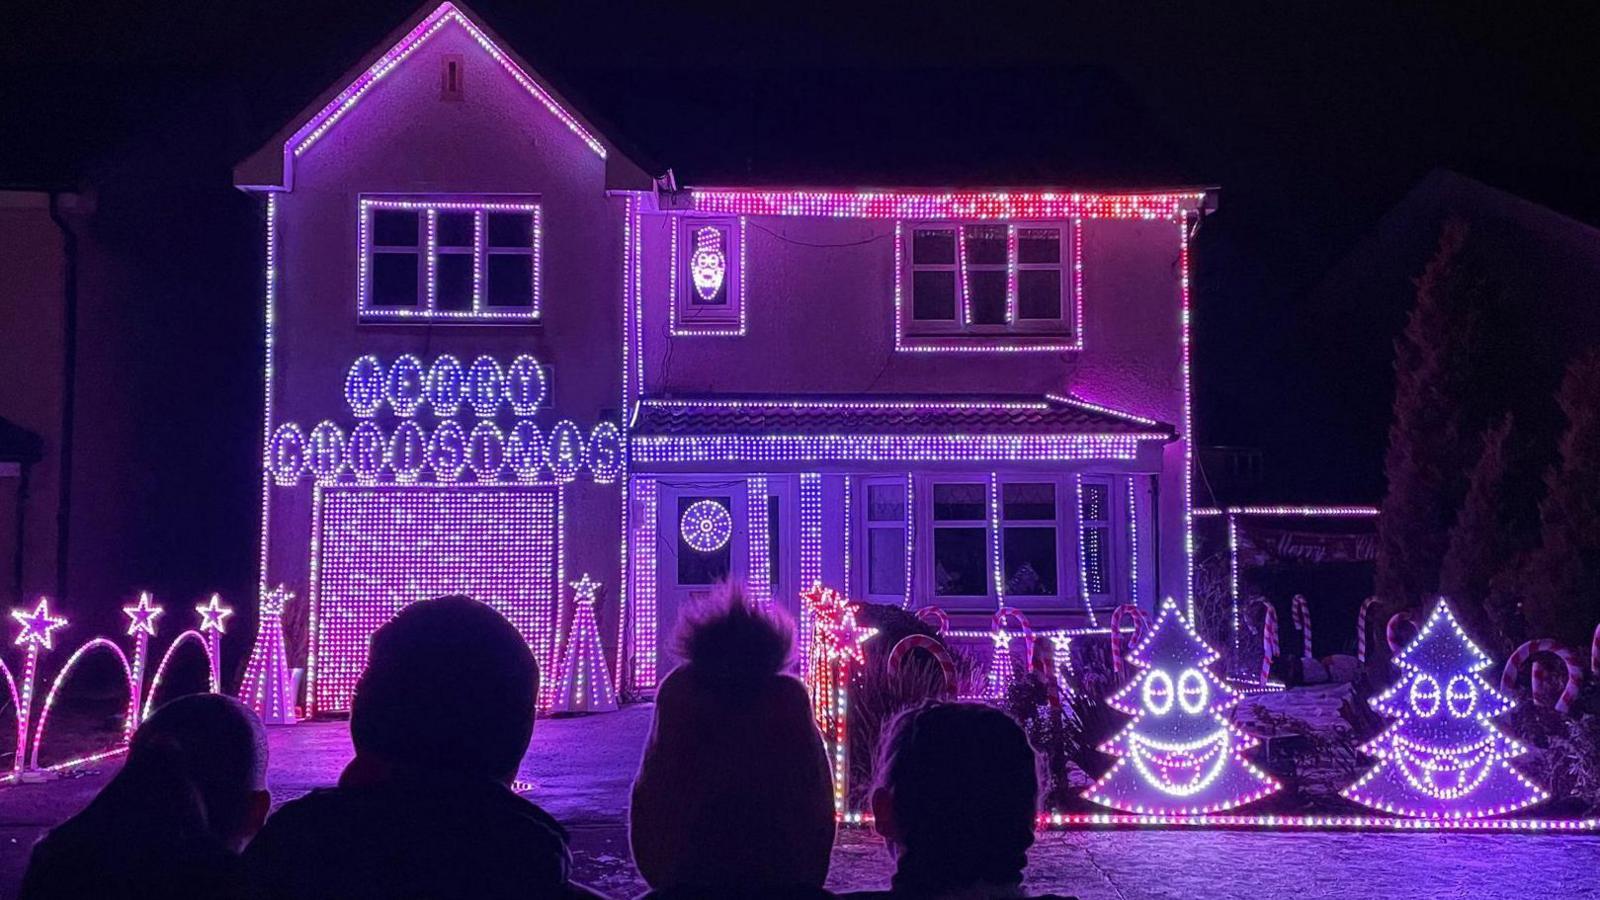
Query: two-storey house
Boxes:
[{"xmin": 238, "ymin": 2, "xmax": 1209, "ymax": 714}]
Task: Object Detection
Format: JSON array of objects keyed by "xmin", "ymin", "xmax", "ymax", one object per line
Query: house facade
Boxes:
[{"xmin": 238, "ymin": 2, "xmax": 1209, "ymax": 714}]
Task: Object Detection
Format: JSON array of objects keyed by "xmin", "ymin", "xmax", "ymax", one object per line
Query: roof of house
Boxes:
[{"xmin": 632, "ymin": 394, "xmax": 1173, "ymax": 437}]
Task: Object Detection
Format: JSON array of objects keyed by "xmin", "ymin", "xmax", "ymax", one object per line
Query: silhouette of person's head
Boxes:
[
  {"xmin": 128, "ymin": 692, "xmax": 272, "ymax": 852},
  {"xmin": 351, "ymin": 594, "xmax": 537, "ymax": 783},
  {"xmin": 871, "ymin": 701, "xmax": 1040, "ymax": 894}
]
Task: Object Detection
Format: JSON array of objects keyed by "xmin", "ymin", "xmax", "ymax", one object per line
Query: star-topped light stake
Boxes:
[
  {"xmin": 240, "ymin": 586, "xmax": 297, "ymax": 725},
  {"xmin": 10, "ymin": 598, "xmax": 67, "ymax": 776},
  {"xmin": 800, "ymin": 582, "xmax": 877, "ymax": 818},
  {"xmin": 195, "ymin": 594, "xmax": 233, "ymax": 693},
  {"xmin": 549, "ymin": 575, "xmax": 617, "ymax": 715},
  {"xmin": 120, "ymin": 593, "xmax": 164, "ymax": 738}
]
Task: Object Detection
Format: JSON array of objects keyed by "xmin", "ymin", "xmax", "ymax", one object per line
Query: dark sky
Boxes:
[{"xmin": 5, "ymin": 0, "xmax": 1599, "ymax": 507}]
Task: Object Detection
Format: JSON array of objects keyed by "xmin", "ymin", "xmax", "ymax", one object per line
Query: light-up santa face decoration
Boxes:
[
  {"xmin": 689, "ymin": 226, "xmax": 727, "ymax": 303},
  {"xmin": 1344, "ymin": 599, "xmax": 1547, "ymax": 817},
  {"xmin": 1084, "ymin": 597, "xmax": 1280, "ymax": 813}
]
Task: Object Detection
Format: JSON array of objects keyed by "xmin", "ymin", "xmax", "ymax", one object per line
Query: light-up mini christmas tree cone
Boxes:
[
  {"xmin": 1084, "ymin": 596, "xmax": 1280, "ymax": 814},
  {"xmin": 239, "ymin": 586, "xmax": 298, "ymax": 725},
  {"xmin": 10, "ymin": 597, "xmax": 68, "ymax": 777},
  {"xmin": 121, "ymin": 593, "xmax": 164, "ymax": 738},
  {"xmin": 550, "ymin": 575, "xmax": 618, "ymax": 714},
  {"xmin": 1342, "ymin": 597, "xmax": 1548, "ymax": 819}
]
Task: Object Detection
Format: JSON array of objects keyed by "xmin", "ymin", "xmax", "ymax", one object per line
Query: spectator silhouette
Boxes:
[
  {"xmin": 243, "ymin": 594, "xmax": 600, "ymax": 899},
  {"xmin": 844, "ymin": 702, "xmax": 1074, "ymax": 900},
  {"xmin": 631, "ymin": 584, "xmax": 835, "ymax": 899},
  {"xmin": 19, "ymin": 693, "xmax": 270, "ymax": 900}
]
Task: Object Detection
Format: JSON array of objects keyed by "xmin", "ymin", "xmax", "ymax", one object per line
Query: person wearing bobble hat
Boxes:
[{"xmin": 630, "ymin": 583, "xmax": 837, "ymax": 899}]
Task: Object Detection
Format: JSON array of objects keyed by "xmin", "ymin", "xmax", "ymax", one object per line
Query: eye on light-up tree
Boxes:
[
  {"xmin": 1084, "ymin": 597, "xmax": 1280, "ymax": 814},
  {"xmin": 1343, "ymin": 598, "xmax": 1547, "ymax": 818}
]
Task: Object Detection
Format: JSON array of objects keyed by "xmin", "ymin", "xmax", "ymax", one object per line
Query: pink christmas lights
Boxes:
[
  {"xmin": 240, "ymin": 586, "xmax": 299, "ymax": 725},
  {"xmin": 549, "ymin": 575, "xmax": 618, "ymax": 714},
  {"xmin": 631, "ymin": 433, "xmax": 1157, "ymax": 465},
  {"xmin": 690, "ymin": 189, "xmax": 1205, "ymax": 221},
  {"xmin": 358, "ymin": 198, "xmax": 543, "ymax": 321}
]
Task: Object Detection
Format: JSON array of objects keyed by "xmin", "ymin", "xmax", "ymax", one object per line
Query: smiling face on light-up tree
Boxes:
[{"xmin": 1084, "ymin": 598, "xmax": 1280, "ymax": 814}]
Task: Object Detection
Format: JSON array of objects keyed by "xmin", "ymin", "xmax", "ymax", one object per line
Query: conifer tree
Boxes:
[{"xmin": 1439, "ymin": 414, "xmax": 1516, "ymax": 641}]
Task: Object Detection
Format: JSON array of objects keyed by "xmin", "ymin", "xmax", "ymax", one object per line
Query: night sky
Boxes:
[{"xmin": 4, "ymin": 0, "xmax": 1598, "ymax": 549}]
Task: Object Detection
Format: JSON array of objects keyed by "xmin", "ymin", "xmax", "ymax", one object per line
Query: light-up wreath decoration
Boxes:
[{"xmin": 680, "ymin": 499, "xmax": 733, "ymax": 553}]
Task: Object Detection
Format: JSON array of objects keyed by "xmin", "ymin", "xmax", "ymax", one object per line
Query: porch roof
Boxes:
[{"xmin": 632, "ymin": 394, "xmax": 1175, "ymax": 438}]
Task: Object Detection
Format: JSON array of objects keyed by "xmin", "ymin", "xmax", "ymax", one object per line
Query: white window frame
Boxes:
[
  {"xmin": 358, "ymin": 196, "xmax": 542, "ymax": 323},
  {"xmin": 896, "ymin": 220, "xmax": 1081, "ymax": 352},
  {"xmin": 857, "ymin": 476, "xmax": 912, "ymax": 605},
  {"xmin": 997, "ymin": 478, "xmax": 1066, "ymax": 603},
  {"xmin": 671, "ymin": 215, "xmax": 746, "ymax": 336},
  {"xmin": 1077, "ymin": 474, "xmax": 1119, "ymax": 612},
  {"xmin": 924, "ymin": 477, "xmax": 993, "ymax": 604}
]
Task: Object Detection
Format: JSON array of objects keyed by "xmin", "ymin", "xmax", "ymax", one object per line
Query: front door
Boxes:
[{"xmin": 657, "ymin": 480, "xmax": 747, "ymax": 670}]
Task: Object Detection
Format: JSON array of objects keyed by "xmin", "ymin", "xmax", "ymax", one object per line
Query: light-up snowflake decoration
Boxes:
[
  {"xmin": 680, "ymin": 499, "xmax": 733, "ymax": 553},
  {"xmin": 690, "ymin": 226, "xmax": 727, "ymax": 302},
  {"xmin": 1343, "ymin": 598, "xmax": 1547, "ymax": 818},
  {"xmin": 1084, "ymin": 597, "xmax": 1279, "ymax": 814}
]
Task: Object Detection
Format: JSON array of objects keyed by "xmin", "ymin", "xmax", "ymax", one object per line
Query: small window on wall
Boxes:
[
  {"xmin": 673, "ymin": 216, "xmax": 744, "ymax": 335},
  {"xmin": 359, "ymin": 197, "xmax": 541, "ymax": 322},
  {"xmin": 677, "ymin": 496, "xmax": 732, "ymax": 585},
  {"xmin": 1002, "ymin": 482, "xmax": 1058, "ymax": 597},
  {"xmin": 863, "ymin": 480, "xmax": 908, "ymax": 602},
  {"xmin": 931, "ymin": 481, "xmax": 989, "ymax": 599},
  {"xmin": 902, "ymin": 221, "xmax": 1076, "ymax": 347},
  {"xmin": 1079, "ymin": 477, "xmax": 1112, "ymax": 605}
]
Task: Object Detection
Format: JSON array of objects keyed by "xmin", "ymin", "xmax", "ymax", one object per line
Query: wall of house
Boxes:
[
  {"xmin": 263, "ymin": 24, "xmax": 626, "ymax": 670},
  {"xmin": 634, "ymin": 212, "xmax": 1190, "ymax": 603}
]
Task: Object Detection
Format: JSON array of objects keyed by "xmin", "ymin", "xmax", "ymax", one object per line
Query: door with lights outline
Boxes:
[{"xmin": 658, "ymin": 480, "xmax": 748, "ymax": 672}]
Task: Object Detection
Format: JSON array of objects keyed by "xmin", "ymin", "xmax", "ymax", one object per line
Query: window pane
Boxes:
[
  {"xmin": 435, "ymin": 254, "xmax": 474, "ymax": 311},
  {"xmin": 487, "ymin": 213, "xmax": 533, "ymax": 249},
  {"xmin": 1004, "ymin": 526, "xmax": 1058, "ymax": 595},
  {"xmin": 963, "ymin": 224, "xmax": 1007, "ymax": 265},
  {"xmin": 868, "ymin": 528, "xmax": 907, "ymax": 596},
  {"xmin": 371, "ymin": 253, "xmax": 419, "ymax": 307},
  {"xmin": 677, "ymin": 496, "xmax": 731, "ymax": 585},
  {"xmin": 968, "ymin": 270, "xmax": 1007, "ymax": 324},
  {"xmin": 912, "ymin": 228, "xmax": 955, "ymax": 265},
  {"xmin": 867, "ymin": 483, "xmax": 906, "ymax": 522},
  {"xmin": 1081, "ymin": 482, "xmax": 1109, "ymax": 522},
  {"xmin": 1003, "ymin": 482, "xmax": 1055, "ymax": 520},
  {"xmin": 933, "ymin": 483, "xmax": 986, "ymax": 520},
  {"xmin": 912, "ymin": 270, "xmax": 956, "ymax": 320},
  {"xmin": 373, "ymin": 209, "xmax": 418, "ymax": 246},
  {"xmin": 437, "ymin": 212, "xmax": 474, "ymax": 248},
  {"xmin": 1018, "ymin": 270, "xmax": 1061, "ymax": 320},
  {"xmin": 933, "ymin": 528, "xmax": 988, "ymax": 596},
  {"xmin": 486, "ymin": 255, "xmax": 533, "ymax": 307},
  {"xmin": 1018, "ymin": 227, "xmax": 1061, "ymax": 264},
  {"xmin": 1081, "ymin": 525, "xmax": 1109, "ymax": 594}
]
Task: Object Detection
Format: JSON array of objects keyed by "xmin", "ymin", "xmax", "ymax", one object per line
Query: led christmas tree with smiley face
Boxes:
[
  {"xmin": 1343, "ymin": 598, "xmax": 1547, "ymax": 818},
  {"xmin": 1084, "ymin": 597, "xmax": 1280, "ymax": 814}
]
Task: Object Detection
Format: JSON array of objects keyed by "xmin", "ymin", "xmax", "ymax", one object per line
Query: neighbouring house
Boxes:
[{"xmin": 239, "ymin": 1, "xmax": 1211, "ymax": 713}]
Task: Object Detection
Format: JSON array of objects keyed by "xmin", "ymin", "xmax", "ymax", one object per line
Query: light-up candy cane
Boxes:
[
  {"xmin": 1290, "ymin": 595, "xmax": 1313, "ymax": 661},
  {"xmin": 240, "ymin": 586, "xmax": 297, "ymax": 725},
  {"xmin": 1500, "ymin": 639, "xmax": 1584, "ymax": 714},
  {"xmin": 1108, "ymin": 603, "xmax": 1150, "ymax": 677},
  {"xmin": 887, "ymin": 634, "xmax": 958, "ymax": 697},
  {"xmin": 195, "ymin": 595, "xmax": 233, "ymax": 693},
  {"xmin": 1592, "ymin": 621, "xmax": 1600, "ymax": 676},
  {"xmin": 988, "ymin": 607, "xmax": 1035, "ymax": 698},
  {"xmin": 1250, "ymin": 599, "xmax": 1278, "ymax": 683},
  {"xmin": 914, "ymin": 606, "xmax": 949, "ymax": 635},
  {"xmin": 121, "ymin": 593, "xmax": 163, "ymax": 738},
  {"xmin": 9, "ymin": 598, "xmax": 67, "ymax": 777},
  {"xmin": 1386, "ymin": 611, "xmax": 1417, "ymax": 654},
  {"xmin": 1356, "ymin": 596, "xmax": 1380, "ymax": 662}
]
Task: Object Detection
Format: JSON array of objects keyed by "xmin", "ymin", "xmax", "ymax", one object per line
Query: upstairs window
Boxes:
[
  {"xmin": 359, "ymin": 197, "xmax": 541, "ymax": 322},
  {"xmin": 672, "ymin": 216, "xmax": 745, "ymax": 335},
  {"xmin": 900, "ymin": 221, "xmax": 1078, "ymax": 349}
]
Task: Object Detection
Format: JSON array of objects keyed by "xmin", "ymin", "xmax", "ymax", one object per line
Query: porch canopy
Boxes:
[{"xmin": 629, "ymin": 394, "xmax": 1174, "ymax": 472}]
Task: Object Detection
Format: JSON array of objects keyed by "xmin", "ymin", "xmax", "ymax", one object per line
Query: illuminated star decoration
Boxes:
[
  {"xmin": 259, "ymin": 585, "xmax": 293, "ymax": 617},
  {"xmin": 11, "ymin": 598, "xmax": 68, "ymax": 650},
  {"xmin": 122, "ymin": 593, "xmax": 164, "ymax": 637},
  {"xmin": 195, "ymin": 595, "xmax": 234, "ymax": 634},
  {"xmin": 802, "ymin": 582, "xmax": 877, "ymax": 665},
  {"xmin": 570, "ymin": 573, "xmax": 601, "ymax": 604}
]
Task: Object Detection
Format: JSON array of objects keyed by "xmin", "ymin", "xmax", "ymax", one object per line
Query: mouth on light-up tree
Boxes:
[
  {"xmin": 1084, "ymin": 597, "xmax": 1280, "ymax": 814},
  {"xmin": 1342, "ymin": 598, "xmax": 1548, "ymax": 819}
]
